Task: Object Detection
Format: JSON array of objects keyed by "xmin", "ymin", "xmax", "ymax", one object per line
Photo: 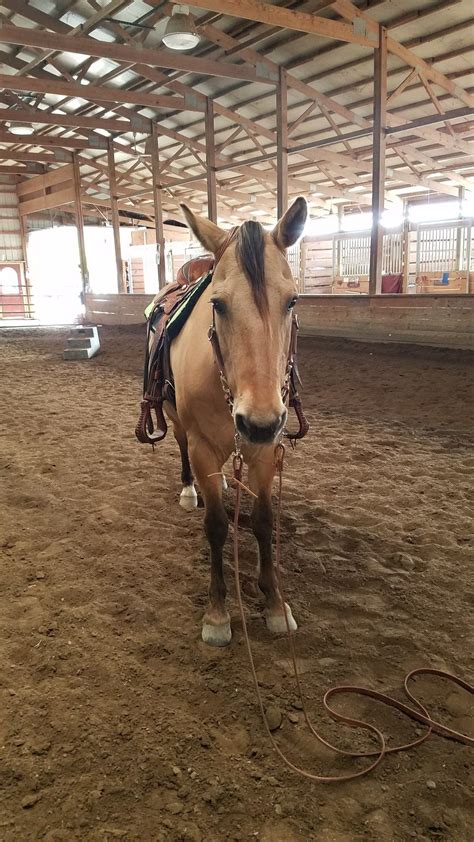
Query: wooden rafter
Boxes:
[
  {"xmin": 150, "ymin": 0, "xmax": 378, "ymax": 47},
  {"xmin": 0, "ymin": 73, "xmax": 205, "ymax": 112},
  {"xmin": 386, "ymin": 69, "xmax": 419, "ymax": 107},
  {"xmin": 0, "ymin": 23, "xmax": 279, "ymax": 85},
  {"xmin": 0, "ymin": 0, "xmax": 470, "ymax": 224},
  {"xmin": 418, "ymin": 73, "xmax": 456, "ymax": 139},
  {"xmin": 332, "ymin": 0, "xmax": 474, "ymax": 108},
  {"xmin": 161, "ymin": 4, "xmax": 473, "ymax": 166}
]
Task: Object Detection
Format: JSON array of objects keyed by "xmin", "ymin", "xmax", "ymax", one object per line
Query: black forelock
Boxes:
[{"xmin": 234, "ymin": 220, "xmax": 268, "ymax": 314}]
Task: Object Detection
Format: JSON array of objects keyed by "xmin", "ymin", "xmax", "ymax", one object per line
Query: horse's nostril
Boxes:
[
  {"xmin": 235, "ymin": 413, "xmax": 283, "ymax": 444},
  {"xmin": 235, "ymin": 413, "xmax": 248, "ymax": 434}
]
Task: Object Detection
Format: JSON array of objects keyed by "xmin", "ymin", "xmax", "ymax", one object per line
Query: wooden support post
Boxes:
[
  {"xmin": 205, "ymin": 100, "xmax": 217, "ymax": 223},
  {"xmin": 336, "ymin": 204, "xmax": 344, "ymax": 277},
  {"xmin": 402, "ymin": 199, "xmax": 409, "ymax": 293},
  {"xmin": 18, "ymin": 212, "xmax": 33, "ymax": 317},
  {"xmin": 107, "ymin": 139, "xmax": 126, "ymax": 294},
  {"xmin": 277, "ymin": 67, "xmax": 288, "ymax": 219},
  {"xmin": 151, "ymin": 124, "xmax": 166, "ymax": 290},
  {"xmin": 299, "ymin": 239, "xmax": 306, "ymax": 293},
  {"xmin": 72, "ymin": 152, "xmax": 89, "ymax": 296},
  {"xmin": 369, "ymin": 26, "xmax": 387, "ymax": 296},
  {"xmin": 456, "ymin": 187, "xmax": 465, "ymax": 272},
  {"xmin": 465, "ymin": 223, "xmax": 472, "ymax": 293}
]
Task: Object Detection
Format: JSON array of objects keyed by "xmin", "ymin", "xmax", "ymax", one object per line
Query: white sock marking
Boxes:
[
  {"xmin": 265, "ymin": 603, "xmax": 298, "ymax": 634},
  {"xmin": 179, "ymin": 484, "xmax": 198, "ymax": 511}
]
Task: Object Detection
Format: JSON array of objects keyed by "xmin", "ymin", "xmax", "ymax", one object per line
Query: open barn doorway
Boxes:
[{"xmin": 27, "ymin": 225, "xmax": 132, "ymax": 325}]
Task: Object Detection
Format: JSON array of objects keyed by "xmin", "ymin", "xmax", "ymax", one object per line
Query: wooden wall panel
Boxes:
[
  {"xmin": 19, "ymin": 187, "xmax": 75, "ymax": 216},
  {"xmin": 301, "ymin": 238, "xmax": 333, "ymax": 294},
  {"xmin": 17, "ymin": 164, "xmax": 75, "ymax": 216},
  {"xmin": 85, "ymin": 292, "xmax": 149, "ymax": 325},
  {"xmin": 16, "ymin": 165, "xmax": 74, "ymax": 197},
  {"xmin": 129, "ymin": 258, "xmax": 145, "ymax": 294},
  {"xmin": 85, "ymin": 293, "xmax": 473, "ymax": 350},
  {"xmin": 297, "ymin": 295, "xmax": 474, "ymax": 350}
]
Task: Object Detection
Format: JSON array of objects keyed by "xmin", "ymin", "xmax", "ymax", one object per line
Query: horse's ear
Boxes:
[
  {"xmin": 180, "ymin": 204, "xmax": 227, "ymax": 255},
  {"xmin": 272, "ymin": 197, "xmax": 308, "ymax": 251}
]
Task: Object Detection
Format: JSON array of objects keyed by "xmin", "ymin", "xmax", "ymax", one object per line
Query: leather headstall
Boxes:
[{"xmin": 136, "ymin": 226, "xmax": 309, "ymax": 446}]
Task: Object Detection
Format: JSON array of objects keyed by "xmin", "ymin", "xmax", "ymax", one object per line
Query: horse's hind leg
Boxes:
[
  {"xmin": 189, "ymin": 438, "xmax": 231, "ymax": 646},
  {"xmin": 249, "ymin": 456, "xmax": 297, "ymax": 634},
  {"xmin": 173, "ymin": 423, "xmax": 197, "ymax": 511}
]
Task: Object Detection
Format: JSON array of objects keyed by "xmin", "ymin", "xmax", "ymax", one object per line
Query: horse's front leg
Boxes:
[
  {"xmin": 173, "ymin": 422, "xmax": 197, "ymax": 512},
  {"xmin": 249, "ymin": 455, "xmax": 298, "ymax": 634},
  {"xmin": 189, "ymin": 439, "xmax": 231, "ymax": 646}
]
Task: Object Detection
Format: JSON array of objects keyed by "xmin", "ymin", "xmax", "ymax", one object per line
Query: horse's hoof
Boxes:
[
  {"xmin": 179, "ymin": 484, "xmax": 198, "ymax": 511},
  {"xmin": 202, "ymin": 621, "xmax": 232, "ymax": 647},
  {"xmin": 265, "ymin": 603, "xmax": 298, "ymax": 634}
]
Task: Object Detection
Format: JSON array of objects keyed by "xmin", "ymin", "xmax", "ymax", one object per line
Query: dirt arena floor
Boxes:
[{"xmin": 1, "ymin": 325, "xmax": 473, "ymax": 842}]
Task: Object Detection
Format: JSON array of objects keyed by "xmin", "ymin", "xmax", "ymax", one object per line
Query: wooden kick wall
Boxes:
[
  {"xmin": 297, "ymin": 295, "xmax": 474, "ymax": 350},
  {"xmin": 85, "ymin": 292, "xmax": 474, "ymax": 350},
  {"xmin": 85, "ymin": 293, "xmax": 150, "ymax": 325}
]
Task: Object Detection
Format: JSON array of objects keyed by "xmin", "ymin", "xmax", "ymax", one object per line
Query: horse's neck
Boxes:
[{"xmin": 171, "ymin": 282, "xmax": 218, "ymax": 391}]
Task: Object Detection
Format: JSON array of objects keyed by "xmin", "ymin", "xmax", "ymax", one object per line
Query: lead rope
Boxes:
[{"xmin": 232, "ymin": 445, "xmax": 473, "ymax": 783}]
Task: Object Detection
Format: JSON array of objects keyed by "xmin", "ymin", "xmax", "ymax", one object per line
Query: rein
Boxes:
[{"xmin": 231, "ymin": 445, "xmax": 473, "ymax": 782}]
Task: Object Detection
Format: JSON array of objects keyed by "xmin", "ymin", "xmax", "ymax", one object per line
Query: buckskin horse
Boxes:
[{"xmin": 137, "ymin": 197, "xmax": 308, "ymax": 646}]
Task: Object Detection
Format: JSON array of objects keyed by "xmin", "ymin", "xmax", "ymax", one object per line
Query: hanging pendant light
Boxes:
[
  {"xmin": 8, "ymin": 121, "xmax": 34, "ymax": 136},
  {"xmin": 162, "ymin": 5, "xmax": 200, "ymax": 51}
]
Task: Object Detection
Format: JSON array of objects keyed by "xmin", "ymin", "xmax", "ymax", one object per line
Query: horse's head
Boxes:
[{"xmin": 180, "ymin": 198, "xmax": 308, "ymax": 445}]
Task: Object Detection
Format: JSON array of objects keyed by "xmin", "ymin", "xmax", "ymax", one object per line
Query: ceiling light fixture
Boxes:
[
  {"xmin": 8, "ymin": 121, "xmax": 34, "ymax": 136},
  {"xmin": 162, "ymin": 5, "xmax": 200, "ymax": 51}
]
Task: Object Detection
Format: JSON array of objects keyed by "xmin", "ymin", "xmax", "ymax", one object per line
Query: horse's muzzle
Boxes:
[{"xmin": 235, "ymin": 410, "xmax": 287, "ymax": 445}]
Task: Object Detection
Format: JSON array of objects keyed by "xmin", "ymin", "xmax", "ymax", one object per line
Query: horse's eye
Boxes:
[
  {"xmin": 287, "ymin": 297, "xmax": 298, "ymax": 311},
  {"xmin": 211, "ymin": 299, "xmax": 226, "ymax": 316}
]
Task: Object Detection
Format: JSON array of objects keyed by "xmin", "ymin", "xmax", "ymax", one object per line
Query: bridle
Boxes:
[
  {"xmin": 207, "ymin": 228, "xmax": 309, "ymax": 444},
  {"xmin": 136, "ymin": 226, "xmax": 309, "ymax": 448}
]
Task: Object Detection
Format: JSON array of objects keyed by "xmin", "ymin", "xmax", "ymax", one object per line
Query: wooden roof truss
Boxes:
[{"xmin": 0, "ymin": 0, "xmax": 471, "ymax": 229}]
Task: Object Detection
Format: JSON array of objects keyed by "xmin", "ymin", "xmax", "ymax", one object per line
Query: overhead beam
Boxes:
[
  {"xmin": 0, "ymin": 73, "xmax": 202, "ymax": 113},
  {"xmin": 6, "ymin": 0, "xmax": 134, "ymax": 77},
  {"xmin": 2, "ymin": 2, "xmax": 469, "ymax": 211},
  {"xmin": 0, "ymin": 149, "xmax": 73, "ymax": 164},
  {"xmin": 166, "ymin": 3, "xmax": 473, "ymax": 173},
  {"xmin": 10, "ymin": 0, "xmax": 467, "ymax": 195},
  {"xmin": 0, "ymin": 130, "xmax": 109, "ymax": 150},
  {"xmin": 213, "ymin": 133, "xmax": 463, "ymax": 200},
  {"xmin": 386, "ymin": 68, "xmax": 419, "ymax": 106},
  {"xmin": 0, "ymin": 23, "xmax": 278, "ymax": 85},
  {"xmin": 386, "ymin": 107, "xmax": 474, "ymax": 135},
  {"xmin": 0, "ymin": 107, "xmax": 145, "ymax": 135},
  {"xmin": 1, "ymin": 5, "xmax": 281, "ymax": 149},
  {"xmin": 156, "ymin": 0, "xmax": 378, "ymax": 47},
  {"xmin": 332, "ymin": 0, "xmax": 474, "ymax": 109},
  {"xmin": 0, "ymin": 163, "xmax": 43, "ymax": 174}
]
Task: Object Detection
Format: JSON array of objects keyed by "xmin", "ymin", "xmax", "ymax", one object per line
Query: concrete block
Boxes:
[
  {"xmin": 63, "ymin": 325, "xmax": 100, "ymax": 360},
  {"xmin": 67, "ymin": 337, "xmax": 92, "ymax": 349},
  {"xmin": 70, "ymin": 326, "xmax": 96, "ymax": 338},
  {"xmin": 63, "ymin": 348, "xmax": 91, "ymax": 361}
]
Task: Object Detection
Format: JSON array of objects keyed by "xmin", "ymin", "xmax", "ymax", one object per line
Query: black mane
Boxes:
[{"xmin": 235, "ymin": 220, "xmax": 268, "ymax": 314}]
